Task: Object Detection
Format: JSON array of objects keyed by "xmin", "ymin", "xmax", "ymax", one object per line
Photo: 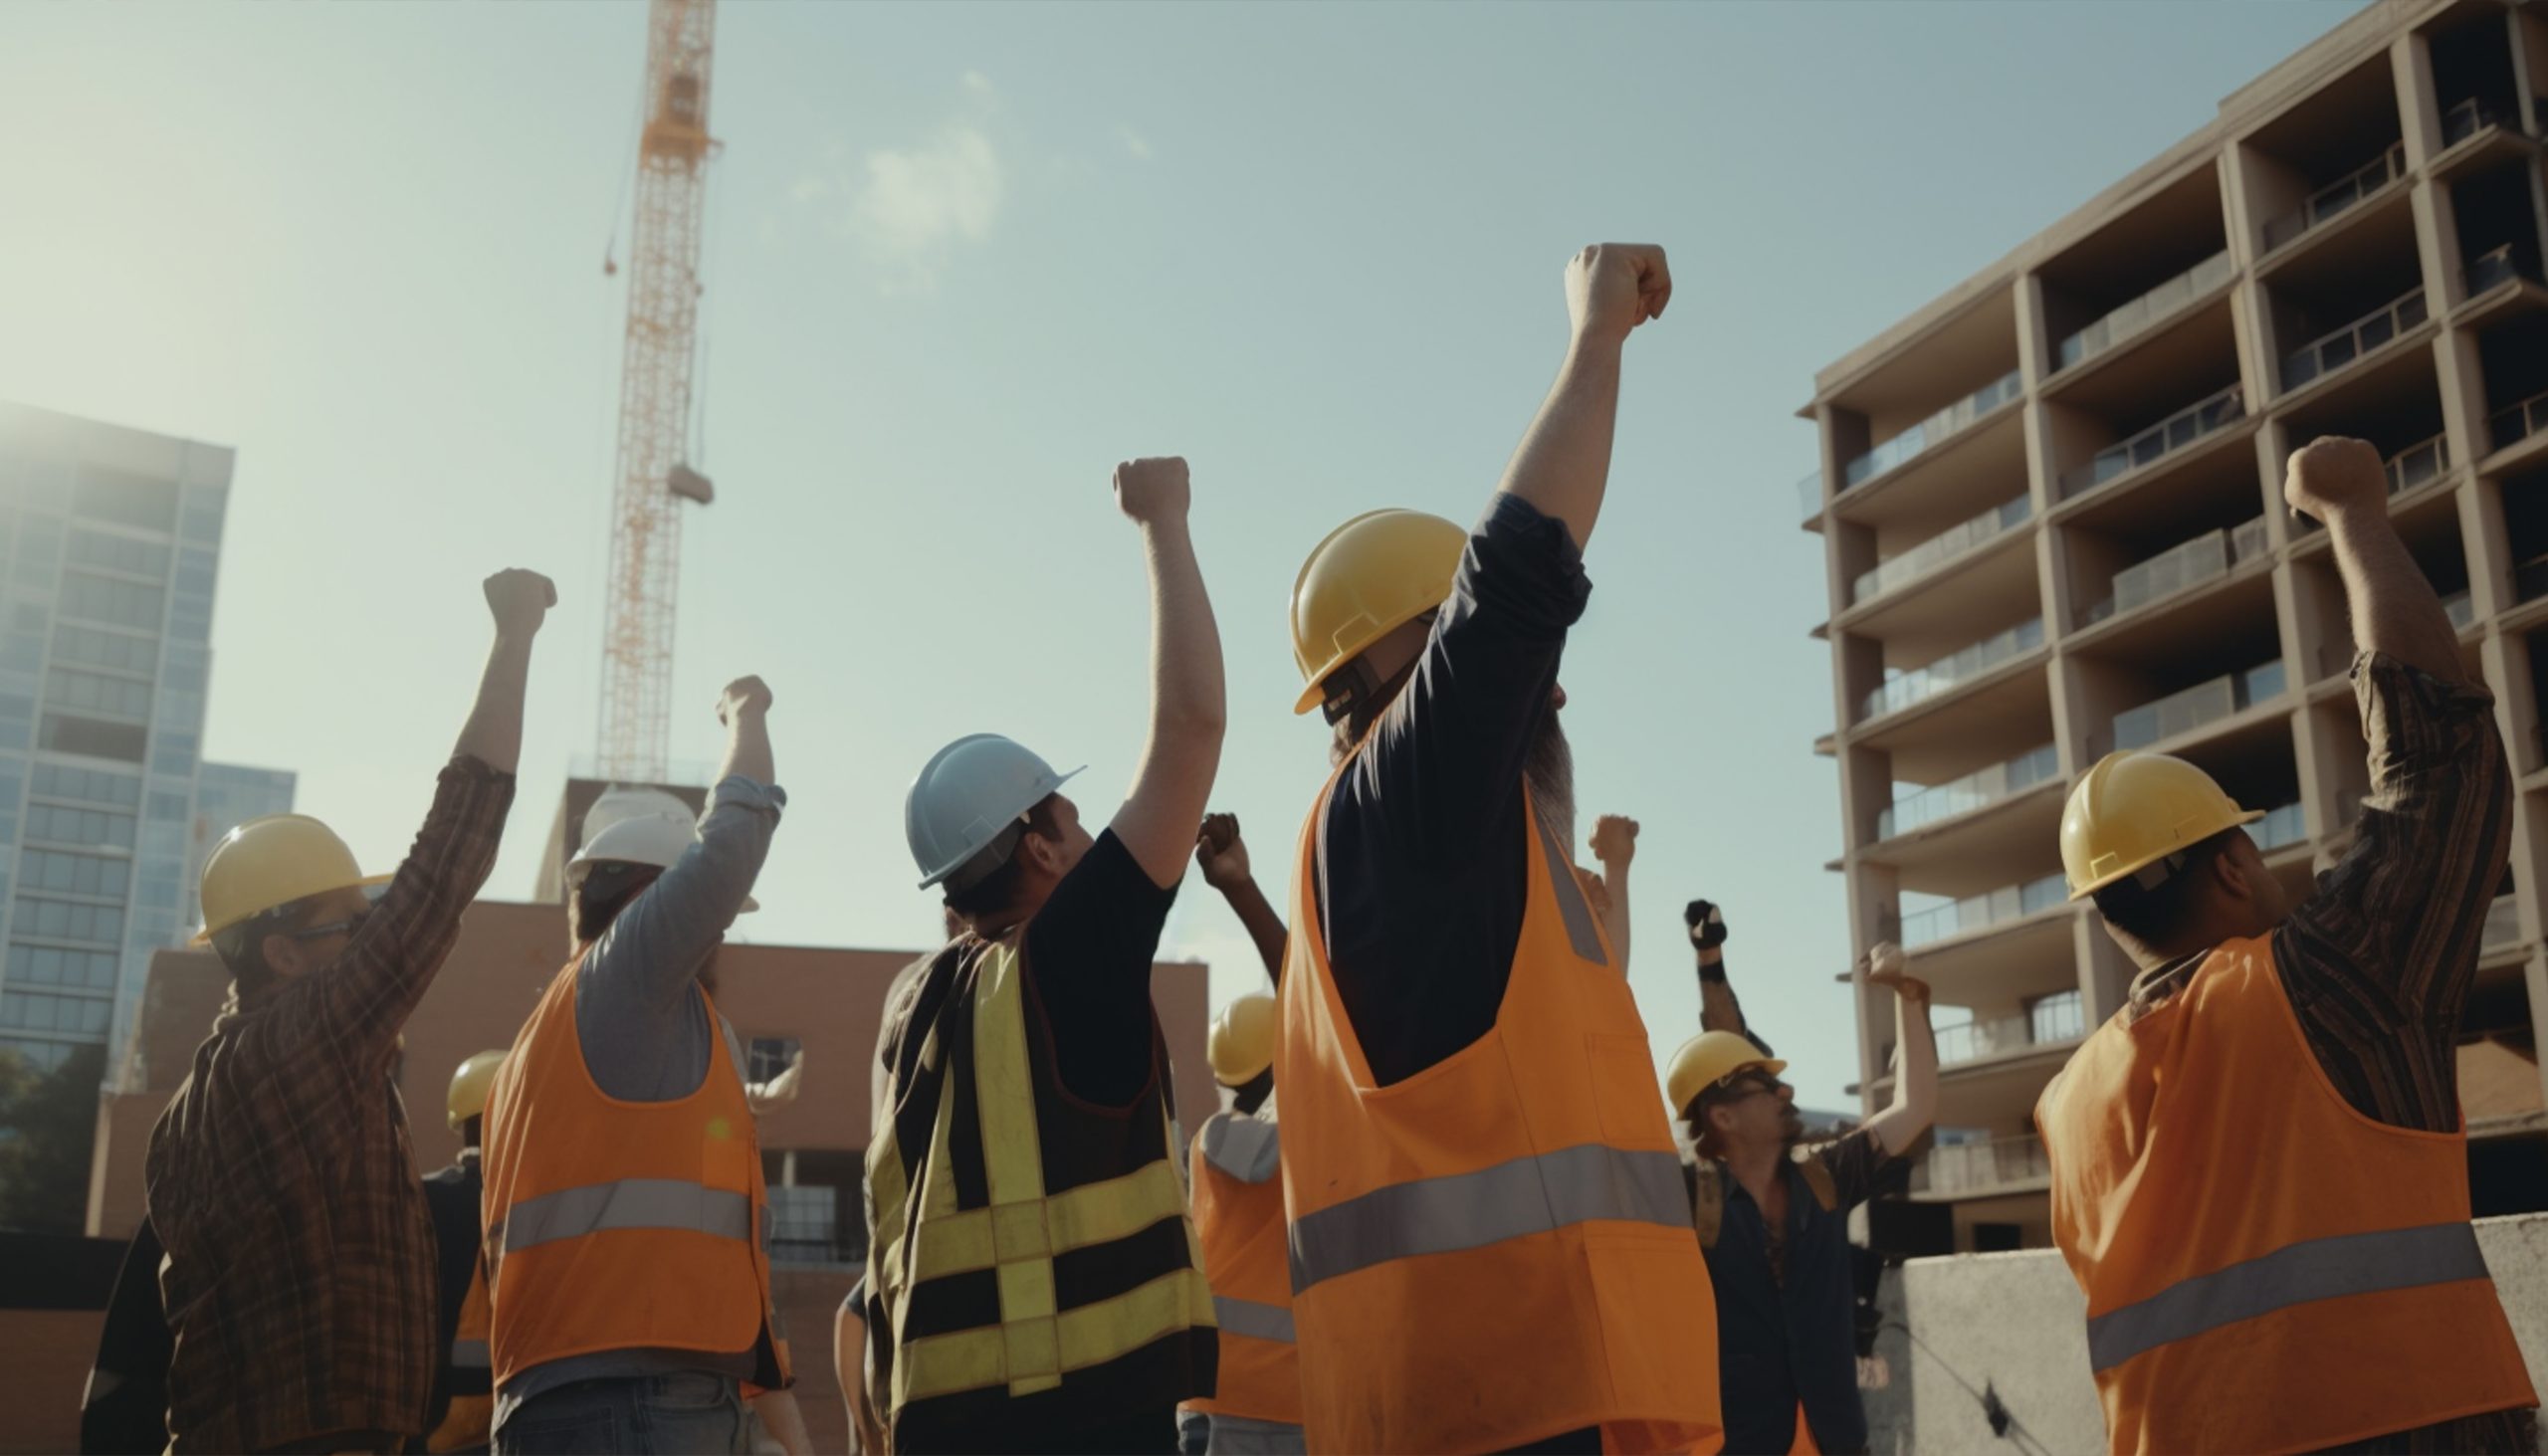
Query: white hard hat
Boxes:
[
  {"xmin": 568, "ymin": 788, "xmax": 758, "ymax": 913},
  {"xmin": 907, "ymin": 733, "xmax": 1082, "ymax": 891}
]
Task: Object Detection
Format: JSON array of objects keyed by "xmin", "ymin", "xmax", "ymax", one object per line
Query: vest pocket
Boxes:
[
  {"xmin": 1590, "ymin": 1033, "xmax": 1671, "ymax": 1144},
  {"xmin": 1584, "ymin": 1227, "xmax": 1718, "ymax": 1422}
]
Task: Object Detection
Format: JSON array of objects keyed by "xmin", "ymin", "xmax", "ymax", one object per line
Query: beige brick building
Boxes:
[{"xmin": 1801, "ymin": 0, "xmax": 2548, "ymax": 1252}]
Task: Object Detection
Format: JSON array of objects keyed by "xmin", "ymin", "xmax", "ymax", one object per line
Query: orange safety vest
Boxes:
[
  {"xmin": 2037, "ymin": 934, "xmax": 2535, "ymax": 1455},
  {"xmin": 424, "ymin": 1254, "xmax": 493, "ymax": 1453},
  {"xmin": 1278, "ymin": 771, "xmax": 1721, "ymax": 1454},
  {"xmin": 1180, "ymin": 1110, "xmax": 1303, "ymax": 1431},
  {"xmin": 481, "ymin": 959, "xmax": 788, "ymax": 1391}
]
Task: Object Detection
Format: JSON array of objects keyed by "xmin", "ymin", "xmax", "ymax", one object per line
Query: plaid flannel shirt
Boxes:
[{"xmin": 146, "ymin": 757, "xmax": 513, "ymax": 1453}]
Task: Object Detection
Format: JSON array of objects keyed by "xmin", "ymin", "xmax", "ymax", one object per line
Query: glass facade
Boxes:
[{"xmin": 0, "ymin": 403, "xmax": 286, "ymax": 1084}]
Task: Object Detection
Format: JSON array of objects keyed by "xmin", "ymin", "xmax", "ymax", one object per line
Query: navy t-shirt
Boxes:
[{"xmin": 1319, "ymin": 492, "xmax": 1591, "ymax": 1085}]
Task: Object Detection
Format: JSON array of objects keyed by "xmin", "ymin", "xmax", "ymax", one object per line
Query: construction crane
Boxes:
[{"xmin": 596, "ymin": 0, "xmax": 720, "ymax": 783}]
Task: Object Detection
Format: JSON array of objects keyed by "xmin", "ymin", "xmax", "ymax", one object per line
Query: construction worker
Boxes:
[
  {"xmin": 142, "ymin": 567, "xmax": 550, "ymax": 1455},
  {"xmin": 1667, "ymin": 903, "xmax": 1935, "ymax": 1455},
  {"xmin": 2038, "ymin": 437, "xmax": 2539, "ymax": 1454},
  {"xmin": 833, "ymin": 1279, "xmax": 882, "ymax": 1455},
  {"xmin": 867, "ymin": 456, "xmax": 1223, "ymax": 1453},
  {"xmin": 482, "ymin": 676, "xmax": 788, "ymax": 1455},
  {"xmin": 1180, "ymin": 992, "xmax": 1301, "ymax": 1456},
  {"xmin": 417, "ymin": 1051, "xmax": 507, "ymax": 1455},
  {"xmin": 1277, "ymin": 244, "xmax": 1720, "ymax": 1454}
]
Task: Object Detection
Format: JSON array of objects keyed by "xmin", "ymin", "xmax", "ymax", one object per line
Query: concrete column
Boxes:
[{"xmin": 2396, "ymin": 33, "xmax": 2442, "ymax": 174}]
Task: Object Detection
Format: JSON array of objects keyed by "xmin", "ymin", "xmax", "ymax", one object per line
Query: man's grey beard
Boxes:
[{"xmin": 1526, "ymin": 713, "xmax": 1575, "ymax": 856}]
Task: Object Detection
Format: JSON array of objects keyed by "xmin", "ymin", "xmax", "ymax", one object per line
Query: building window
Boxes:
[
  {"xmin": 745, "ymin": 1035, "xmax": 801, "ymax": 1085},
  {"xmin": 12, "ymin": 897, "xmax": 124, "ymax": 944},
  {"xmin": 72, "ymin": 469, "xmax": 179, "ymax": 533},
  {"xmin": 19, "ymin": 849, "xmax": 129, "ymax": 900},
  {"xmin": 57, "ymin": 572, "xmax": 165, "ymax": 632},
  {"xmin": 64, "ymin": 529, "xmax": 172, "ymax": 580},
  {"xmin": 31, "ymin": 763, "xmax": 141, "ymax": 808},
  {"xmin": 7, "ymin": 943, "xmax": 118, "ymax": 989},
  {"xmin": 52, "ymin": 624, "xmax": 158, "ymax": 676},
  {"xmin": 2030, "ymin": 989, "xmax": 2085, "ymax": 1044},
  {"xmin": 40, "ymin": 714, "xmax": 146, "ymax": 763},
  {"xmin": 762, "ymin": 1147, "xmax": 868, "ymax": 1268},
  {"xmin": 44, "ymin": 667, "xmax": 152, "ymax": 722},
  {"xmin": 0, "ymin": 1037, "xmax": 75, "ymax": 1074},
  {"xmin": 0, "ymin": 989, "xmax": 111, "ymax": 1036}
]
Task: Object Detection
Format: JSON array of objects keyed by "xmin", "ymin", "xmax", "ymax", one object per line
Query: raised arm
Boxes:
[
  {"xmin": 1857, "ymin": 942, "xmax": 1937, "ymax": 1157},
  {"xmin": 1108, "ymin": 457, "xmax": 1227, "ymax": 889},
  {"xmin": 1495, "ymin": 244, "xmax": 1670, "ymax": 552},
  {"xmin": 1687, "ymin": 899, "xmax": 1773, "ymax": 1058},
  {"xmin": 2286, "ymin": 437, "xmax": 2464, "ymax": 685},
  {"xmin": 1196, "ymin": 812, "xmax": 1287, "ymax": 983},
  {"xmin": 1589, "ymin": 815, "xmax": 1637, "ymax": 974},
  {"xmin": 453, "ymin": 568, "xmax": 554, "ymax": 774}
]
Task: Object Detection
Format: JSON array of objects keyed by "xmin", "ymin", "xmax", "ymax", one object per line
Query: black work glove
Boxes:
[{"xmin": 1685, "ymin": 899, "xmax": 1729, "ymax": 950}]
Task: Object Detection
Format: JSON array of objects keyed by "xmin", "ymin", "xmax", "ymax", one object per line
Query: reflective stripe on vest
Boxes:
[
  {"xmin": 1289, "ymin": 1142, "xmax": 1689, "ymax": 1294},
  {"xmin": 872, "ymin": 941, "xmax": 1215, "ymax": 1412},
  {"xmin": 1212, "ymin": 1295, "xmax": 1295, "ymax": 1345},
  {"xmin": 449, "ymin": 1339, "xmax": 491, "ymax": 1370},
  {"xmin": 1531, "ymin": 809, "xmax": 1609, "ymax": 966},
  {"xmin": 500, "ymin": 1178, "xmax": 753, "ymax": 1253},
  {"xmin": 1198, "ymin": 1113, "xmax": 1280, "ymax": 1184},
  {"xmin": 2086, "ymin": 1221, "xmax": 2488, "ymax": 1372}
]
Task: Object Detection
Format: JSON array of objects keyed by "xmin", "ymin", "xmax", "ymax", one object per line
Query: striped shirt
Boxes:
[
  {"xmin": 146, "ymin": 757, "xmax": 513, "ymax": 1453},
  {"xmin": 2124, "ymin": 655, "xmax": 2533, "ymax": 1454}
]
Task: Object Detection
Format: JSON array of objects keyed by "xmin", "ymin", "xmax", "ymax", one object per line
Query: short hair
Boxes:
[
  {"xmin": 570, "ymin": 863, "xmax": 663, "ymax": 947},
  {"xmin": 944, "ymin": 795, "xmax": 1065, "ymax": 923},
  {"xmin": 2090, "ymin": 827, "xmax": 2243, "ymax": 950}
]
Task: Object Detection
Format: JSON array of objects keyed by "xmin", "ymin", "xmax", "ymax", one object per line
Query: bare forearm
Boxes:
[
  {"xmin": 1597, "ymin": 862, "xmax": 1630, "ymax": 974},
  {"xmin": 453, "ymin": 633, "xmax": 535, "ymax": 774},
  {"xmin": 753, "ymin": 1389, "xmax": 810, "ymax": 1456},
  {"xmin": 1868, "ymin": 991, "xmax": 1938, "ymax": 1157},
  {"xmin": 1115, "ymin": 520, "xmax": 1227, "ymax": 887},
  {"xmin": 1497, "ymin": 340, "xmax": 1624, "ymax": 552},
  {"xmin": 2329, "ymin": 512, "xmax": 2464, "ymax": 684},
  {"xmin": 1215, "ymin": 878, "xmax": 1289, "ymax": 982},
  {"xmin": 719, "ymin": 708, "xmax": 775, "ymax": 786}
]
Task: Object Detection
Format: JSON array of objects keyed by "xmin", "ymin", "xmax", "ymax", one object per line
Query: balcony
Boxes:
[
  {"xmin": 1878, "ymin": 744, "xmax": 2059, "ymax": 841},
  {"xmin": 2442, "ymin": 97, "xmax": 2513, "ymax": 148},
  {"xmin": 2280, "ymin": 289, "xmax": 2427, "ymax": 394},
  {"xmin": 1839, "ymin": 370, "xmax": 2024, "ymax": 493},
  {"xmin": 1798, "ymin": 467, "xmax": 1825, "ymax": 524},
  {"xmin": 2464, "ymin": 244, "xmax": 2530, "ymax": 302},
  {"xmin": 1851, "ymin": 496, "xmax": 2032, "ymax": 605},
  {"xmin": 2262, "ymin": 143, "xmax": 2408, "ymax": 253},
  {"xmin": 1860, "ymin": 619, "xmax": 2044, "ymax": 725},
  {"xmin": 2056, "ymin": 251, "xmax": 2236, "ymax": 372},
  {"xmin": 2388, "ymin": 433, "xmax": 2450, "ymax": 497},
  {"xmin": 2057, "ymin": 384, "xmax": 2244, "ymax": 503},
  {"xmin": 1898, "ymin": 872, "xmax": 2068, "ymax": 950},
  {"xmin": 2492, "ymin": 388, "xmax": 2548, "ymax": 455},
  {"xmin": 1916, "ymin": 1134, "xmax": 2051, "ymax": 1198},
  {"xmin": 1936, "ymin": 995, "xmax": 2085, "ymax": 1067},
  {"xmin": 2114, "ymin": 660, "xmax": 2287, "ymax": 751},
  {"xmin": 2082, "ymin": 519, "xmax": 2269, "ymax": 628},
  {"xmin": 2483, "ymin": 893, "xmax": 2523, "ymax": 950},
  {"xmin": 2245, "ymin": 801, "xmax": 2310, "ymax": 854}
]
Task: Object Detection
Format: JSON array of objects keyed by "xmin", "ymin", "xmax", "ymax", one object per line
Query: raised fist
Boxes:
[
  {"xmin": 1194, "ymin": 812, "xmax": 1251, "ymax": 891},
  {"xmin": 1857, "ymin": 941, "xmax": 1928, "ymax": 1001},
  {"xmin": 1114, "ymin": 456, "xmax": 1191, "ymax": 527},
  {"xmin": 1590, "ymin": 815, "xmax": 1638, "ymax": 865},
  {"xmin": 1685, "ymin": 899, "xmax": 1727, "ymax": 950},
  {"xmin": 717, "ymin": 676, "xmax": 774, "ymax": 725},
  {"xmin": 1566, "ymin": 244, "xmax": 1671, "ymax": 347},
  {"xmin": 2282, "ymin": 437, "xmax": 2388, "ymax": 529},
  {"xmin": 484, "ymin": 568, "xmax": 556, "ymax": 638}
]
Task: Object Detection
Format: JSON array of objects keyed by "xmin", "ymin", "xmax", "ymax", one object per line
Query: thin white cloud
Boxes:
[
  {"xmin": 1116, "ymin": 125, "xmax": 1153, "ymax": 161},
  {"xmin": 794, "ymin": 75, "xmax": 1005, "ymax": 292}
]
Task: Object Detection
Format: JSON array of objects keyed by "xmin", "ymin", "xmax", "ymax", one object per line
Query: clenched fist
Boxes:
[
  {"xmin": 1590, "ymin": 814, "xmax": 1638, "ymax": 866},
  {"xmin": 1194, "ymin": 812, "xmax": 1251, "ymax": 892},
  {"xmin": 1566, "ymin": 244, "xmax": 1671, "ymax": 348},
  {"xmin": 1114, "ymin": 456, "xmax": 1191, "ymax": 527},
  {"xmin": 1857, "ymin": 941, "xmax": 1928, "ymax": 1002},
  {"xmin": 2283, "ymin": 437, "xmax": 2388, "ymax": 529},
  {"xmin": 484, "ymin": 568, "xmax": 556, "ymax": 639},
  {"xmin": 717, "ymin": 675, "xmax": 774, "ymax": 726}
]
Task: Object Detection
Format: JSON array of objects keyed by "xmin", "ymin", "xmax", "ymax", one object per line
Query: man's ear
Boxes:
[
  {"xmin": 1018, "ymin": 829, "xmax": 1062, "ymax": 876},
  {"xmin": 2212, "ymin": 841, "xmax": 2253, "ymax": 905}
]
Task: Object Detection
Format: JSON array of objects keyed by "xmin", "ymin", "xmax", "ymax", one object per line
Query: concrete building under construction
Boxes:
[{"xmin": 1800, "ymin": 0, "xmax": 2548, "ymax": 1253}]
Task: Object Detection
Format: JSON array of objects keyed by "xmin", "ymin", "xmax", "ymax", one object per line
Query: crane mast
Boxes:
[{"xmin": 596, "ymin": 0, "xmax": 718, "ymax": 782}]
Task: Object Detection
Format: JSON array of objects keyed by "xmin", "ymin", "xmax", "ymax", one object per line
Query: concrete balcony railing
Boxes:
[
  {"xmin": 1877, "ymin": 744, "xmax": 2060, "ymax": 841},
  {"xmin": 2463, "ymin": 244, "xmax": 2532, "ymax": 300},
  {"xmin": 1895, "ymin": 873, "xmax": 2068, "ymax": 950},
  {"xmin": 1936, "ymin": 996, "xmax": 2085, "ymax": 1067},
  {"xmin": 2387, "ymin": 432, "xmax": 2449, "ymax": 496},
  {"xmin": 1917, "ymin": 1134, "xmax": 2052, "ymax": 1197},
  {"xmin": 2483, "ymin": 894, "xmax": 2523, "ymax": 950},
  {"xmin": 1859, "ymin": 618, "xmax": 2044, "ymax": 725},
  {"xmin": 2279, "ymin": 289, "xmax": 2428, "ymax": 393},
  {"xmin": 2442, "ymin": 97, "xmax": 2513, "ymax": 148},
  {"xmin": 1852, "ymin": 495, "xmax": 2032, "ymax": 605},
  {"xmin": 2491, "ymin": 388, "xmax": 2548, "ymax": 454},
  {"xmin": 2057, "ymin": 383, "xmax": 2244, "ymax": 502},
  {"xmin": 2245, "ymin": 801, "xmax": 2310, "ymax": 854},
  {"xmin": 2081, "ymin": 518, "xmax": 2268, "ymax": 628},
  {"xmin": 1839, "ymin": 369, "xmax": 2024, "ymax": 493},
  {"xmin": 2112, "ymin": 660, "xmax": 2287, "ymax": 752},
  {"xmin": 1798, "ymin": 466, "xmax": 1826, "ymax": 523},
  {"xmin": 2262, "ymin": 142, "xmax": 2408, "ymax": 252},
  {"xmin": 2055, "ymin": 251, "xmax": 2235, "ymax": 371}
]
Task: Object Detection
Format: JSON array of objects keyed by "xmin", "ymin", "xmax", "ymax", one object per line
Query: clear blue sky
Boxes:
[{"xmin": 0, "ymin": 1, "xmax": 2364, "ymax": 1108}]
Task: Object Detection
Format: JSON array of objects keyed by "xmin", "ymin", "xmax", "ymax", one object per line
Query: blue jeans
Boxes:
[{"xmin": 494, "ymin": 1372, "xmax": 747, "ymax": 1456}]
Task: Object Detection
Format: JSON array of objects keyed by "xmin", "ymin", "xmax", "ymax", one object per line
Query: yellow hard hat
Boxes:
[
  {"xmin": 1667, "ymin": 1030, "xmax": 1787, "ymax": 1119},
  {"xmin": 1290, "ymin": 510, "xmax": 1467, "ymax": 716},
  {"xmin": 447, "ymin": 1050, "xmax": 508, "ymax": 1132},
  {"xmin": 2060, "ymin": 751, "xmax": 2262, "ymax": 901},
  {"xmin": 1207, "ymin": 994, "xmax": 1279, "ymax": 1087},
  {"xmin": 196, "ymin": 814, "xmax": 390, "ymax": 941}
]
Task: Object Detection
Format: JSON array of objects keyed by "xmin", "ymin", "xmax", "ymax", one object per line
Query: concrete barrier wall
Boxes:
[{"xmin": 1879, "ymin": 1212, "xmax": 2548, "ymax": 1454}]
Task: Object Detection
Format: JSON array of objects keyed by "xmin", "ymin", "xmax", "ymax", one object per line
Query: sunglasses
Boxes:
[{"xmin": 286, "ymin": 911, "xmax": 370, "ymax": 942}]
